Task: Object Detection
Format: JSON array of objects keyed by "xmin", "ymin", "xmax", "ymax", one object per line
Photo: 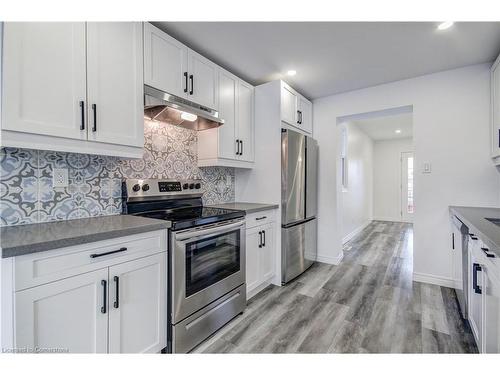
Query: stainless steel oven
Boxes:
[{"xmin": 171, "ymin": 218, "xmax": 246, "ymax": 352}]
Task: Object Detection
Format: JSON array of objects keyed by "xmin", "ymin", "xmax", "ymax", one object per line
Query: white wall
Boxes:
[
  {"xmin": 314, "ymin": 63, "xmax": 500, "ymax": 284},
  {"xmin": 341, "ymin": 123, "xmax": 373, "ymax": 242},
  {"xmin": 373, "ymin": 137, "xmax": 414, "ymax": 222}
]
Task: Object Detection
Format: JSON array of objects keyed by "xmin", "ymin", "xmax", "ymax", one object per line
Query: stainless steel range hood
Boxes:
[{"xmin": 144, "ymin": 85, "xmax": 224, "ymax": 131}]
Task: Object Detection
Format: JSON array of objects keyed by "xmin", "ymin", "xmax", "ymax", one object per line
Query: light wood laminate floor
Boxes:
[{"xmin": 194, "ymin": 221, "xmax": 478, "ymax": 353}]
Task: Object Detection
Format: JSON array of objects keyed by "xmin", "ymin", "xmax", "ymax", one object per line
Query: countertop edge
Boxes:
[
  {"xmin": 1, "ymin": 222, "xmax": 169, "ymax": 259},
  {"xmin": 207, "ymin": 202, "xmax": 279, "ymax": 214}
]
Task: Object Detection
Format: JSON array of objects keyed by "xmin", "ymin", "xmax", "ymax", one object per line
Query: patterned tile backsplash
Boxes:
[{"xmin": 0, "ymin": 120, "xmax": 235, "ymax": 226}]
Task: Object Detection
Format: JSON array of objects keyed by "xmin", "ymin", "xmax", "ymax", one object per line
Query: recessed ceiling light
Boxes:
[
  {"xmin": 287, "ymin": 70, "xmax": 297, "ymax": 76},
  {"xmin": 395, "ymin": 129, "xmax": 402, "ymax": 134},
  {"xmin": 437, "ymin": 21, "xmax": 454, "ymax": 31}
]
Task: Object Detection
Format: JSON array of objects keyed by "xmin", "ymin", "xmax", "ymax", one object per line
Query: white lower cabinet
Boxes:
[
  {"xmin": 484, "ymin": 263, "xmax": 500, "ymax": 353},
  {"xmin": 245, "ymin": 212, "xmax": 276, "ymax": 299},
  {"xmin": 108, "ymin": 253, "xmax": 166, "ymax": 353},
  {"xmin": 9, "ymin": 231, "xmax": 168, "ymax": 353},
  {"xmin": 16, "ymin": 268, "xmax": 109, "ymax": 353},
  {"xmin": 468, "ymin": 240, "xmax": 483, "ymax": 347}
]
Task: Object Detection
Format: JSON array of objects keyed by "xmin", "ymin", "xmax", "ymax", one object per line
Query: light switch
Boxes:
[
  {"xmin": 422, "ymin": 162, "xmax": 432, "ymax": 174},
  {"xmin": 53, "ymin": 168, "xmax": 69, "ymax": 188}
]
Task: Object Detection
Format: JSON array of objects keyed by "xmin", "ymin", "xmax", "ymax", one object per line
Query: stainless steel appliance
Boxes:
[
  {"xmin": 144, "ymin": 85, "xmax": 224, "ymax": 131},
  {"xmin": 451, "ymin": 215, "xmax": 470, "ymax": 318},
  {"xmin": 281, "ymin": 129, "xmax": 318, "ymax": 284},
  {"xmin": 122, "ymin": 179, "xmax": 246, "ymax": 353}
]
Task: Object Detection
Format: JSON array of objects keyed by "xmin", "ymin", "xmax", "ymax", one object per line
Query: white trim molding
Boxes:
[
  {"xmin": 315, "ymin": 251, "xmax": 344, "ymax": 265},
  {"xmin": 413, "ymin": 272, "xmax": 454, "ymax": 288},
  {"xmin": 342, "ymin": 220, "xmax": 372, "ymax": 244}
]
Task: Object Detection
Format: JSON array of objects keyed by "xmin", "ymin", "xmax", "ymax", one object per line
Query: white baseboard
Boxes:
[
  {"xmin": 315, "ymin": 251, "xmax": 344, "ymax": 265},
  {"xmin": 342, "ymin": 220, "xmax": 372, "ymax": 244},
  {"xmin": 413, "ymin": 272, "xmax": 454, "ymax": 288},
  {"xmin": 372, "ymin": 216, "xmax": 404, "ymax": 223}
]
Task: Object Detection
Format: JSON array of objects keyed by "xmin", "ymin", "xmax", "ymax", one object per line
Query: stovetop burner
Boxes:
[{"xmin": 122, "ymin": 178, "xmax": 245, "ymax": 230}]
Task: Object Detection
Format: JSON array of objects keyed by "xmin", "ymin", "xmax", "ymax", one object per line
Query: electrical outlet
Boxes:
[
  {"xmin": 422, "ymin": 162, "xmax": 432, "ymax": 174},
  {"xmin": 53, "ymin": 168, "xmax": 69, "ymax": 188}
]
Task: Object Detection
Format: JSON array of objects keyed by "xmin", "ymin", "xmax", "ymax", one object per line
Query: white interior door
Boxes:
[
  {"xmin": 15, "ymin": 268, "xmax": 108, "ymax": 353},
  {"xmin": 401, "ymin": 152, "xmax": 414, "ymax": 223},
  {"xmin": 86, "ymin": 22, "xmax": 144, "ymax": 147},
  {"xmin": 2, "ymin": 22, "xmax": 87, "ymax": 140},
  {"xmin": 108, "ymin": 253, "xmax": 166, "ymax": 353}
]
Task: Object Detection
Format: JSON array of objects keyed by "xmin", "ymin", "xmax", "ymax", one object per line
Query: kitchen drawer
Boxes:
[
  {"xmin": 246, "ymin": 210, "xmax": 276, "ymax": 229},
  {"xmin": 15, "ymin": 230, "xmax": 166, "ymax": 291}
]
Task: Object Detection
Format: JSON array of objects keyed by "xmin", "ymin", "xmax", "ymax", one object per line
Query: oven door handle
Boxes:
[{"xmin": 174, "ymin": 220, "xmax": 245, "ymax": 242}]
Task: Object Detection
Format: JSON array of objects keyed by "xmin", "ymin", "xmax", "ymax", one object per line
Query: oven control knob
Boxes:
[
  {"xmin": 142, "ymin": 184, "xmax": 150, "ymax": 192},
  {"xmin": 195, "ymin": 183, "xmax": 201, "ymax": 189},
  {"xmin": 183, "ymin": 183, "xmax": 189, "ymax": 190},
  {"xmin": 189, "ymin": 183, "xmax": 195, "ymax": 189},
  {"xmin": 132, "ymin": 184, "xmax": 141, "ymax": 192}
]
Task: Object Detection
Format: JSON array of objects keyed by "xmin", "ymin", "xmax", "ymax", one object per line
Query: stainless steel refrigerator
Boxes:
[{"xmin": 281, "ymin": 128, "xmax": 318, "ymax": 284}]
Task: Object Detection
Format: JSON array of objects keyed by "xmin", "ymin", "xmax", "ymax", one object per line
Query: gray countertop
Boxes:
[
  {"xmin": 207, "ymin": 202, "xmax": 279, "ymax": 214},
  {"xmin": 450, "ymin": 206, "xmax": 500, "ymax": 257},
  {"xmin": 1, "ymin": 215, "xmax": 170, "ymax": 258}
]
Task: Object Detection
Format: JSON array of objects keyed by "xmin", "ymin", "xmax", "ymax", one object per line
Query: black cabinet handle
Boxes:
[
  {"xmin": 189, "ymin": 74, "xmax": 194, "ymax": 95},
  {"xmin": 481, "ymin": 247, "xmax": 495, "ymax": 258},
  {"xmin": 262, "ymin": 230, "xmax": 266, "ymax": 247},
  {"xmin": 184, "ymin": 72, "xmax": 188, "ymax": 93},
  {"xmin": 452, "ymin": 233, "xmax": 455, "ymax": 250},
  {"xmin": 255, "ymin": 216, "xmax": 267, "ymax": 221},
  {"xmin": 469, "ymin": 233, "xmax": 478, "ymax": 240},
  {"xmin": 90, "ymin": 247, "xmax": 127, "ymax": 259},
  {"xmin": 236, "ymin": 139, "xmax": 240, "ymax": 155},
  {"xmin": 297, "ymin": 110, "xmax": 301, "ymax": 124},
  {"xmin": 113, "ymin": 276, "xmax": 120, "ymax": 308},
  {"xmin": 92, "ymin": 104, "xmax": 97, "ymax": 132},
  {"xmin": 79, "ymin": 101, "xmax": 85, "ymax": 130},
  {"xmin": 258, "ymin": 231, "xmax": 262, "ymax": 248},
  {"xmin": 101, "ymin": 279, "xmax": 107, "ymax": 314},
  {"xmin": 498, "ymin": 129, "xmax": 500, "ymax": 149},
  {"xmin": 473, "ymin": 263, "xmax": 482, "ymax": 294},
  {"xmin": 240, "ymin": 140, "xmax": 243, "ymax": 156}
]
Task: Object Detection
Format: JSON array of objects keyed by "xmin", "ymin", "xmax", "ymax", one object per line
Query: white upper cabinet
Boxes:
[
  {"xmin": 237, "ymin": 80, "xmax": 255, "ymax": 163},
  {"xmin": 491, "ymin": 53, "xmax": 500, "ymax": 164},
  {"xmin": 15, "ymin": 268, "xmax": 109, "ymax": 353},
  {"xmin": 2, "ymin": 22, "xmax": 87, "ymax": 140},
  {"xmin": 87, "ymin": 22, "xmax": 144, "ymax": 147},
  {"xmin": 187, "ymin": 50, "xmax": 218, "ymax": 109},
  {"xmin": 281, "ymin": 82, "xmax": 298, "ymax": 126},
  {"xmin": 1, "ymin": 22, "xmax": 145, "ymax": 158},
  {"xmin": 280, "ymin": 81, "xmax": 312, "ymax": 134},
  {"xmin": 216, "ymin": 70, "xmax": 238, "ymax": 160},
  {"xmin": 298, "ymin": 96, "xmax": 313, "ymax": 134},
  {"xmin": 143, "ymin": 23, "xmax": 188, "ymax": 98}
]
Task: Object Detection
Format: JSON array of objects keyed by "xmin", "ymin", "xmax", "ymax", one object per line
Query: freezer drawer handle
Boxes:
[
  {"xmin": 90, "ymin": 247, "xmax": 127, "ymax": 258},
  {"xmin": 473, "ymin": 263, "xmax": 482, "ymax": 294},
  {"xmin": 481, "ymin": 247, "xmax": 495, "ymax": 258}
]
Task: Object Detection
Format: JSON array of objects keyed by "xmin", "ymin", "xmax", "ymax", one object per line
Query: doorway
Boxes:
[{"xmin": 401, "ymin": 151, "xmax": 414, "ymax": 223}]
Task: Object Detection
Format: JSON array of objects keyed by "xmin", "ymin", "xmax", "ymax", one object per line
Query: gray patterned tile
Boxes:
[{"xmin": 1, "ymin": 120, "xmax": 235, "ymax": 226}]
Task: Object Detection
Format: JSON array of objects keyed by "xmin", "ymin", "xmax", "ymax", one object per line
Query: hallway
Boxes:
[{"xmin": 196, "ymin": 221, "xmax": 478, "ymax": 353}]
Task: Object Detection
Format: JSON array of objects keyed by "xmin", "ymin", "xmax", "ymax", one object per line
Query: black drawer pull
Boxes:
[
  {"xmin": 113, "ymin": 276, "xmax": 120, "ymax": 308},
  {"xmin": 473, "ymin": 263, "xmax": 482, "ymax": 294},
  {"xmin": 255, "ymin": 216, "xmax": 267, "ymax": 221},
  {"xmin": 481, "ymin": 247, "xmax": 495, "ymax": 258},
  {"xmin": 101, "ymin": 279, "xmax": 107, "ymax": 314},
  {"xmin": 90, "ymin": 247, "xmax": 127, "ymax": 258}
]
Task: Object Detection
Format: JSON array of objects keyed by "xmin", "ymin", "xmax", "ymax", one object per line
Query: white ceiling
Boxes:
[
  {"xmin": 350, "ymin": 113, "xmax": 413, "ymax": 141},
  {"xmin": 153, "ymin": 22, "xmax": 500, "ymax": 99}
]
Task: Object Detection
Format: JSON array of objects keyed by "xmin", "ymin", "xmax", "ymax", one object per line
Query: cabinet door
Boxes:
[
  {"xmin": 108, "ymin": 253, "xmax": 166, "ymax": 353},
  {"xmin": 218, "ymin": 70, "xmax": 238, "ymax": 160},
  {"xmin": 298, "ymin": 97, "xmax": 313, "ymax": 134},
  {"xmin": 484, "ymin": 263, "xmax": 500, "ymax": 353},
  {"xmin": 86, "ymin": 22, "xmax": 144, "ymax": 148},
  {"xmin": 469, "ymin": 243, "xmax": 484, "ymax": 349},
  {"xmin": 15, "ymin": 268, "xmax": 108, "ymax": 353},
  {"xmin": 492, "ymin": 60, "xmax": 500, "ymax": 158},
  {"xmin": 260, "ymin": 223, "xmax": 275, "ymax": 282},
  {"xmin": 2, "ymin": 22, "xmax": 87, "ymax": 140},
  {"xmin": 187, "ymin": 50, "xmax": 218, "ymax": 109},
  {"xmin": 451, "ymin": 225, "xmax": 463, "ymax": 290},
  {"xmin": 143, "ymin": 23, "xmax": 188, "ymax": 98},
  {"xmin": 237, "ymin": 80, "xmax": 255, "ymax": 162},
  {"xmin": 281, "ymin": 82, "xmax": 298, "ymax": 126},
  {"xmin": 246, "ymin": 227, "xmax": 262, "ymax": 295}
]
